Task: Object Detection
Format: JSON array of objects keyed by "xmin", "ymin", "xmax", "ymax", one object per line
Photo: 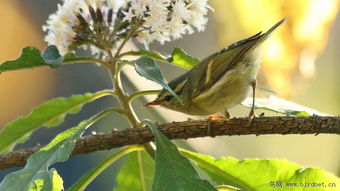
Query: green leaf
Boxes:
[
  {"xmin": 0, "ymin": 91, "xmax": 112, "ymax": 153},
  {"xmin": 0, "ymin": 46, "xmax": 61, "ymax": 72},
  {"xmin": 115, "ymin": 150, "xmax": 154, "ymax": 191},
  {"xmin": 0, "ymin": 45, "xmax": 101, "ymax": 73},
  {"xmin": 168, "ymin": 48, "xmax": 200, "ymax": 69},
  {"xmin": 134, "ymin": 56, "xmax": 183, "ymax": 105},
  {"xmin": 0, "ymin": 110, "xmax": 110, "ymax": 191},
  {"xmin": 181, "ymin": 149, "xmax": 340, "ymax": 191},
  {"xmin": 144, "ymin": 120, "xmax": 216, "ymax": 191},
  {"xmin": 50, "ymin": 169, "xmax": 64, "ymax": 191},
  {"xmin": 242, "ymin": 95, "xmax": 327, "ymax": 116},
  {"xmin": 0, "ymin": 46, "xmax": 47, "ymax": 72},
  {"xmin": 68, "ymin": 146, "xmax": 145, "ymax": 191}
]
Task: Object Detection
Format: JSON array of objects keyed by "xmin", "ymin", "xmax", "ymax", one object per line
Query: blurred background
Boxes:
[{"xmin": 0, "ymin": 0, "xmax": 339, "ymax": 190}]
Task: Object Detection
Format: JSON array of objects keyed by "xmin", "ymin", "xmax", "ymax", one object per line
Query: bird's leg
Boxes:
[
  {"xmin": 248, "ymin": 79, "xmax": 257, "ymax": 120},
  {"xmin": 224, "ymin": 109, "xmax": 231, "ymax": 120}
]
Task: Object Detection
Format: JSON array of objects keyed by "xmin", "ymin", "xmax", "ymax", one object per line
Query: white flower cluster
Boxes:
[
  {"xmin": 43, "ymin": 0, "xmax": 123, "ymax": 55},
  {"xmin": 127, "ymin": 0, "xmax": 212, "ymax": 45},
  {"xmin": 43, "ymin": 0, "xmax": 211, "ymax": 55}
]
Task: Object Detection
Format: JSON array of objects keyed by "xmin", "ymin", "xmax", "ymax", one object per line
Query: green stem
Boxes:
[
  {"xmin": 118, "ymin": 51, "xmax": 136, "ymax": 58},
  {"xmin": 153, "ymin": 58, "xmax": 172, "ymax": 65},
  {"xmin": 109, "ymin": 67, "xmax": 156, "ymax": 157},
  {"xmin": 105, "ymin": 107, "xmax": 129, "ymax": 118},
  {"xmin": 117, "ymin": 60, "xmax": 133, "ymax": 71},
  {"xmin": 119, "ymin": 51, "xmax": 172, "ymax": 65},
  {"xmin": 114, "ymin": 25, "xmax": 140, "ymax": 60},
  {"xmin": 111, "ymin": 67, "xmax": 140, "ymax": 126},
  {"xmin": 62, "ymin": 58, "xmax": 109, "ymax": 68},
  {"xmin": 68, "ymin": 145, "xmax": 144, "ymax": 191},
  {"xmin": 89, "ymin": 108, "xmax": 123, "ymax": 127},
  {"xmin": 103, "ymin": 22, "xmax": 155, "ymax": 159},
  {"xmin": 93, "ymin": 90, "xmax": 115, "ymax": 98},
  {"xmin": 179, "ymin": 149, "xmax": 255, "ymax": 191},
  {"xmin": 128, "ymin": 90, "xmax": 160, "ymax": 103},
  {"xmin": 110, "ymin": 65, "xmax": 156, "ymax": 158}
]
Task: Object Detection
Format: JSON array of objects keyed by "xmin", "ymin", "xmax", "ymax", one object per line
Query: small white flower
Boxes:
[
  {"xmin": 123, "ymin": 9, "xmax": 134, "ymax": 22},
  {"xmin": 172, "ymin": 1, "xmax": 191, "ymax": 21},
  {"xmin": 107, "ymin": 0, "xmax": 125, "ymax": 10}
]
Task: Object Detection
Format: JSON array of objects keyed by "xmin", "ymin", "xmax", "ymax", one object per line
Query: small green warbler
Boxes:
[{"xmin": 146, "ymin": 18, "xmax": 287, "ymax": 118}]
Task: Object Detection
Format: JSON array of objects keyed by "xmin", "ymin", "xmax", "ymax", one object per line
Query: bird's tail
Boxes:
[{"xmin": 257, "ymin": 18, "xmax": 287, "ymax": 43}]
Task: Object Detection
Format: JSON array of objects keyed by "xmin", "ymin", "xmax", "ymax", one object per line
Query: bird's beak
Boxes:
[{"xmin": 144, "ymin": 100, "xmax": 160, "ymax": 107}]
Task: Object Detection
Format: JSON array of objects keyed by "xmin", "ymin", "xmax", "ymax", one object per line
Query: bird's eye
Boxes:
[{"xmin": 164, "ymin": 95, "xmax": 172, "ymax": 102}]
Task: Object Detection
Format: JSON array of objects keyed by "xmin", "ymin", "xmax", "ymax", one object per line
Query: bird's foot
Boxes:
[
  {"xmin": 208, "ymin": 115, "xmax": 225, "ymax": 120},
  {"xmin": 206, "ymin": 115, "xmax": 225, "ymax": 138},
  {"xmin": 248, "ymin": 109, "xmax": 256, "ymax": 122}
]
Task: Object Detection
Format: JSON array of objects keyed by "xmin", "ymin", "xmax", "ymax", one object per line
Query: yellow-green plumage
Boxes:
[{"xmin": 148, "ymin": 18, "xmax": 287, "ymax": 116}]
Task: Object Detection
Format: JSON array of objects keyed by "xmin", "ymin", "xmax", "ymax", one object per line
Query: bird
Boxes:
[{"xmin": 145, "ymin": 18, "xmax": 287, "ymax": 119}]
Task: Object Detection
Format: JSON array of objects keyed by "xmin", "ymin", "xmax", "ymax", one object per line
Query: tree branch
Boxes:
[{"xmin": 0, "ymin": 116, "xmax": 339, "ymax": 170}]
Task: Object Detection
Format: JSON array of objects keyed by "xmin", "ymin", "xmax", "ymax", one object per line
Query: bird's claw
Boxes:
[{"xmin": 208, "ymin": 115, "xmax": 225, "ymax": 120}]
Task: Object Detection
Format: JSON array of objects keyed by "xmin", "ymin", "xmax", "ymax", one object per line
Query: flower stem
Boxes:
[
  {"xmin": 104, "ymin": 22, "xmax": 155, "ymax": 159},
  {"xmin": 111, "ymin": 66, "xmax": 139, "ymax": 126},
  {"xmin": 128, "ymin": 90, "xmax": 160, "ymax": 103},
  {"xmin": 114, "ymin": 24, "xmax": 140, "ymax": 60},
  {"xmin": 68, "ymin": 145, "xmax": 144, "ymax": 191},
  {"xmin": 62, "ymin": 57, "xmax": 109, "ymax": 68},
  {"xmin": 108, "ymin": 64, "xmax": 156, "ymax": 158},
  {"xmin": 118, "ymin": 51, "xmax": 173, "ymax": 65}
]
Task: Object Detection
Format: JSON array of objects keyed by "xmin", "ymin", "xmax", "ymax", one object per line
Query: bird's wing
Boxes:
[{"xmin": 184, "ymin": 18, "xmax": 287, "ymax": 99}]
